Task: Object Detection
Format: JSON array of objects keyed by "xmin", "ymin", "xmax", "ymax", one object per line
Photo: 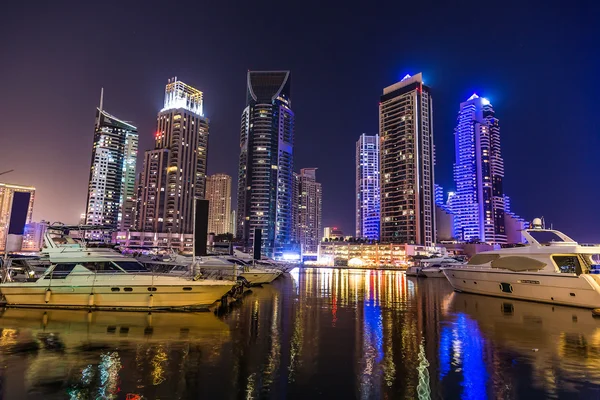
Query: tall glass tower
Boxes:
[
  {"xmin": 137, "ymin": 78, "xmax": 209, "ymax": 234},
  {"xmin": 453, "ymin": 94, "xmax": 506, "ymax": 243},
  {"xmin": 236, "ymin": 71, "xmax": 294, "ymax": 257},
  {"xmin": 355, "ymin": 134, "xmax": 380, "ymax": 240},
  {"xmin": 85, "ymin": 90, "xmax": 138, "ymax": 234},
  {"xmin": 379, "ymin": 73, "xmax": 435, "ymax": 246}
]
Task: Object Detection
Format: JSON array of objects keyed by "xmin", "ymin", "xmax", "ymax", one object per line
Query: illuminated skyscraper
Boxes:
[
  {"xmin": 138, "ymin": 78, "xmax": 209, "ymax": 234},
  {"xmin": 85, "ymin": 91, "xmax": 138, "ymax": 233},
  {"xmin": 453, "ymin": 94, "xmax": 506, "ymax": 243},
  {"xmin": 206, "ymin": 174, "xmax": 231, "ymax": 235},
  {"xmin": 293, "ymin": 168, "xmax": 322, "ymax": 253},
  {"xmin": 356, "ymin": 134, "xmax": 380, "ymax": 240},
  {"xmin": 379, "ymin": 73, "xmax": 435, "ymax": 245},
  {"xmin": 236, "ymin": 71, "xmax": 294, "ymax": 256}
]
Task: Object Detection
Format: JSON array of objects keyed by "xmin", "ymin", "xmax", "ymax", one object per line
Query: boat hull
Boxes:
[
  {"xmin": 240, "ymin": 271, "xmax": 281, "ymax": 285},
  {"xmin": 444, "ymin": 268, "xmax": 600, "ymax": 308},
  {"xmin": 420, "ymin": 267, "xmax": 447, "ymax": 278},
  {"xmin": 405, "ymin": 266, "xmax": 421, "ymax": 277},
  {"xmin": 0, "ymin": 283, "xmax": 235, "ymax": 310}
]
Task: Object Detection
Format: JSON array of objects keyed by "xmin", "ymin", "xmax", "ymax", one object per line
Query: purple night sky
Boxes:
[{"xmin": 1, "ymin": 1, "xmax": 598, "ymax": 241}]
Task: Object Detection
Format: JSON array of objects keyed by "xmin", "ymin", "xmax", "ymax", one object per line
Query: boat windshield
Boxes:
[
  {"xmin": 527, "ymin": 231, "xmax": 568, "ymax": 245},
  {"xmin": 113, "ymin": 261, "xmax": 149, "ymax": 272}
]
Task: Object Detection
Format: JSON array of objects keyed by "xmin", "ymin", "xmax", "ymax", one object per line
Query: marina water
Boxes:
[{"xmin": 1, "ymin": 268, "xmax": 599, "ymax": 399}]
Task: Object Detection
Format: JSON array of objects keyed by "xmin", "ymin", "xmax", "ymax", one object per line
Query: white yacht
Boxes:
[
  {"xmin": 406, "ymin": 256, "xmax": 463, "ymax": 278},
  {"xmin": 143, "ymin": 253, "xmax": 282, "ymax": 285},
  {"xmin": 443, "ymin": 218, "xmax": 600, "ymax": 308},
  {"xmin": 0, "ymin": 226, "xmax": 238, "ymax": 310}
]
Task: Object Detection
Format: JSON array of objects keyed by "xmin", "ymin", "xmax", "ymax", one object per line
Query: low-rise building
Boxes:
[{"xmin": 314, "ymin": 241, "xmax": 444, "ymax": 268}]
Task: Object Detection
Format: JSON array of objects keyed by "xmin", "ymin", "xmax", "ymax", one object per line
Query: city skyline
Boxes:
[{"xmin": 2, "ymin": 2, "xmax": 597, "ymax": 242}]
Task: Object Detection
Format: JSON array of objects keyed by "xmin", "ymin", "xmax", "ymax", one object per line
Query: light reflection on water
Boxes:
[{"xmin": 0, "ymin": 268, "xmax": 600, "ymax": 399}]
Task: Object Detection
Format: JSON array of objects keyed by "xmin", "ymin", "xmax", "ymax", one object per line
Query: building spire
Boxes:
[{"xmin": 97, "ymin": 87, "xmax": 104, "ymax": 129}]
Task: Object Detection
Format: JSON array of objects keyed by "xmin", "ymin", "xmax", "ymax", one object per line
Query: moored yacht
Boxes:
[
  {"xmin": 0, "ymin": 226, "xmax": 239, "ymax": 310},
  {"xmin": 406, "ymin": 256, "xmax": 464, "ymax": 278},
  {"xmin": 443, "ymin": 218, "xmax": 600, "ymax": 308}
]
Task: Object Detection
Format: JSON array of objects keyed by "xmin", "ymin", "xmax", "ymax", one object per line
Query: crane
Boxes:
[{"xmin": 0, "ymin": 170, "xmax": 14, "ymax": 177}]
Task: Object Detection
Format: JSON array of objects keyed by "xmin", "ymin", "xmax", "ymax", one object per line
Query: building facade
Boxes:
[
  {"xmin": 206, "ymin": 174, "xmax": 232, "ymax": 235},
  {"xmin": 453, "ymin": 94, "xmax": 506, "ymax": 244},
  {"xmin": 85, "ymin": 93, "xmax": 138, "ymax": 232},
  {"xmin": 0, "ymin": 183, "xmax": 35, "ymax": 251},
  {"xmin": 356, "ymin": 134, "xmax": 380, "ymax": 240},
  {"xmin": 137, "ymin": 78, "xmax": 209, "ymax": 234},
  {"xmin": 294, "ymin": 168, "xmax": 322, "ymax": 253},
  {"xmin": 379, "ymin": 73, "xmax": 435, "ymax": 246},
  {"xmin": 236, "ymin": 71, "xmax": 294, "ymax": 256}
]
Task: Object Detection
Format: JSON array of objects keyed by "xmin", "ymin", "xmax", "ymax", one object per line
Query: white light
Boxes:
[
  {"xmin": 481, "ymin": 97, "xmax": 490, "ymax": 106},
  {"xmin": 282, "ymin": 252, "xmax": 300, "ymax": 261}
]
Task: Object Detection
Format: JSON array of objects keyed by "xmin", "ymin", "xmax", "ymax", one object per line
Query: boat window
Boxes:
[
  {"xmin": 529, "ymin": 231, "xmax": 567, "ymax": 245},
  {"xmin": 114, "ymin": 261, "xmax": 149, "ymax": 272},
  {"xmin": 44, "ymin": 263, "xmax": 76, "ymax": 279},
  {"xmin": 553, "ymin": 256, "xmax": 582, "ymax": 274},
  {"xmin": 83, "ymin": 262, "xmax": 122, "ymax": 273}
]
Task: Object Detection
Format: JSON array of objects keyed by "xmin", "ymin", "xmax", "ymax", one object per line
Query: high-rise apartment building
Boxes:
[
  {"xmin": 453, "ymin": 94, "xmax": 506, "ymax": 244},
  {"xmin": 293, "ymin": 168, "xmax": 322, "ymax": 253},
  {"xmin": 236, "ymin": 71, "xmax": 294, "ymax": 256},
  {"xmin": 85, "ymin": 91, "xmax": 138, "ymax": 232},
  {"xmin": 0, "ymin": 182, "xmax": 35, "ymax": 251},
  {"xmin": 206, "ymin": 174, "xmax": 232, "ymax": 235},
  {"xmin": 137, "ymin": 78, "xmax": 209, "ymax": 234},
  {"xmin": 356, "ymin": 134, "xmax": 380, "ymax": 240},
  {"xmin": 379, "ymin": 73, "xmax": 435, "ymax": 245}
]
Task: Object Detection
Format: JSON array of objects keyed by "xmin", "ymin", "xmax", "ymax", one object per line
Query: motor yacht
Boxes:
[
  {"xmin": 405, "ymin": 256, "xmax": 464, "ymax": 278},
  {"xmin": 140, "ymin": 253, "xmax": 282, "ymax": 285},
  {"xmin": 443, "ymin": 218, "xmax": 600, "ymax": 308},
  {"xmin": 0, "ymin": 226, "xmax": 238, "ymax": 310}
]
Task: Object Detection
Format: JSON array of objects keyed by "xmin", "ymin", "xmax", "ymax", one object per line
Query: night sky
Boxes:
[{"xmin": 1, "ymin": 1, "xmax": 598, "ymax": 241}]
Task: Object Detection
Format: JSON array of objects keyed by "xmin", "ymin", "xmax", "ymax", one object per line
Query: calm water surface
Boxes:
[{"xmin": 1, "ymin": 268, "xmax": 600, "ymax": 399}]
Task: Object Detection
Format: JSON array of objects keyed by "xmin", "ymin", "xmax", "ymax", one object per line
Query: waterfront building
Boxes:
[
  {"xmin": 453, "ymin": 93, "xmax": 506, "ymax": 244},
  {"xmin": 0, "ymin": 182, "xmax": 35, "ymax": 251},
  {"xmin": 236, "ymin": 71, "xmax": 294, "ymax": 256},
  {"xmin": 230, "ymin": 210, "xmax": 237, "ymax": 238},
  {"xmin": 294, "ymin": 168, "xmax": 322, "ymax": 253},
  {"xmin": 323, "ymin": 227, "xmax": 344, "ymax": 241},
  {"xmin": 137, "ymin": 78, "xmax": 209, "ymax": 234},
  {"xmin": 315, "ymin": 241, "xmax": 442, "ymax": 268},
  {"xmin": 356, "ymin": 134, "xmax": 380, "ymax": 240},
  {"xmin": 85, "ymin": 91, "xmax": 138, "ymax": 233},
  {"xmin": 379, "ymin": 73, "xmax": 435, "ymax": 246},
  {"xmin": 206, "ymin": 174, "xmax": 232, "ymax": 235}
]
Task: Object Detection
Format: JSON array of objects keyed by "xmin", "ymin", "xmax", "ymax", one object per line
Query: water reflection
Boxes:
[{"xmin": 2, "ymin": 269, "xmax": 600, "ymax": 399}]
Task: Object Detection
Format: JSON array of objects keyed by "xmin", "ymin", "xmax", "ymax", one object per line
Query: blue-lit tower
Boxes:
[
  {"xmin": 453, "ymin": 94, "xmax": 506, "ymax": 243},
  {"xmin": 237, "ymin": 71, "xmax": 294, "ymax": 257},
  {"xmin": 356, "ymin": 134, "xmax": 380, "ymax": 240}
]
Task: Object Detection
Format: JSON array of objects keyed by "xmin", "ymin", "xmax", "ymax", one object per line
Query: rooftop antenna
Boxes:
[{"xmin": 97, "ymin": 88, "xmax": 104, "ymax": 130}]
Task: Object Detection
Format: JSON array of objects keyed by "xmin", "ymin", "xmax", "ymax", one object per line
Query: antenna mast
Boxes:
[{"xmin": 97, "ymin": 88, "xmax": 104, "ymax": 130}]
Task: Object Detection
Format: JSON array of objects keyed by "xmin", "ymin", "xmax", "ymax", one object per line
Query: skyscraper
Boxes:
[
  {"xmin": 293, "ymin": 168, "xmax": 322, "ymax": 253},
  {"xmin": 356, "ymin": 134, "xmax": 380, "ymax": 240},
  {"xmin": 85, "ymin": 91, "xmax": 138, "ymax": 233},
  {"xmin": 379, "ymin": 73, "xmax": 435, "ymax": 246},
  {"xmin": 237, "ymin": 71, "xmax": 294, "ymax": 256},
  {"xmin": 206, "ymin": 174, "xmax": 232, "ymax": 235},
  {"xmin": 138, "ymin": 78, "xmax": 209, "ymax": 234},
  {"xmin": 453, "ymin": 93, "xmax": 506, "ymax": 243}
]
